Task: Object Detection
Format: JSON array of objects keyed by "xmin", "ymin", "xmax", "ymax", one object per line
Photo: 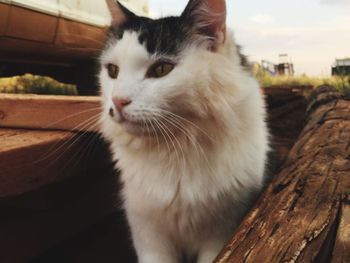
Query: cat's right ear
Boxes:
[
  {"xmin": 182, "ymin": 0, "xmax": 226, "ymax": 49},
  {"xmin": 106, "ymin": 0, "xmax": 136, "ymax": 26}
]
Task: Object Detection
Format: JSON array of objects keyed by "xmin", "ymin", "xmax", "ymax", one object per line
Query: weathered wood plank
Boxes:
[
  {"xmin": 263, "ymin": 85, "xmax": 313, "ymax": 96},
  {"xmin": 0, "ymin": 94, "xmax": 101, "ymax": 132},
  {"xmin": 332, "ymin": 195, "xmax": 350, "ymax": 263},
  {"xmin": 0, "ymin": 88, "xmax": 308, "ymax": 132},
  {"xmin": 0, "ymin": 128, "xmax": 107, "ymax": 197},
  {"xmin": 215, "ymin": 86, "xmax": 350, "ymax": 263}
]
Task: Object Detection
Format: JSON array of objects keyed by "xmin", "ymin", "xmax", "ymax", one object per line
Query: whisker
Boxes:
[
  {"xmin": 134, "ymin": 108, "xmax": 212, "ymax": 170},
  {"xmin": 38, "ymin": 120, "xmax": 101, "ymax": 174},
  {"xmin": 151, "ymin": 117, "xmax": 172, "ymax": 158},
  {"xmin": 157, "ymin": 114, "xmax": 216, "ymax": 175},
  {"xmin": 43, "ymin": 107, "xmax": 101, "ymax": 130},
  {"xmin": 157, "ymin": 109, "xmax": 214, "ymax": 142},
  {"xmin": 60, "ymin": 131, "xmax": 102, "ymax": 174},
  {"xmin": 155, "ymin": 113, "xmax": 207, "ymax": 162},
  {"xmin": 160, "ymin": 118, "xmax": 187, "ymax": 169},
  {"xmin": 33, "ymin": 114, "xmax": 101, "ymax": 166},
  {"xmin": 154, "ymin": 118, "xmax": 181, "ymax": 167},
  {"xmin": 147, "ymin": 119, "xmax": 160, "ymax": 153}
]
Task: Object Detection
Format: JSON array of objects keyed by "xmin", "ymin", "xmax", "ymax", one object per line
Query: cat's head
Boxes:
[{"xmin": 100, "ymin": 0, "xmax": 235, "ymax": 139}]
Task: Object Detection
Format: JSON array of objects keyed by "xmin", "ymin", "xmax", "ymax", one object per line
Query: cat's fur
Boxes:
[{"xmin": 99, "ymin": 0, "xmax": 269, "ymax": 262}]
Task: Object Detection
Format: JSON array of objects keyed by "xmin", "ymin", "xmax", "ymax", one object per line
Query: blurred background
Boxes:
[
  {"xmin": 0, "ymin": 0, "xmax": 349, "ymax": 95},
  {"xmin": 151, "ymin": 0, "xmax": 350, "ymax": 76}
]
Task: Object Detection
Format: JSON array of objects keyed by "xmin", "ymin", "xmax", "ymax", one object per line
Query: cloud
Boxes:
[{"xmin": 250, "ymin": 14, "xmax": 275, "ymax": 24}]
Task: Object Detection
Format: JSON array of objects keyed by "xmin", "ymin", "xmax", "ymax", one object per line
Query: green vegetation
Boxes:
[
  {"xmin": 0, "ymin": 74, "xmax": 78, "ymax": 96},
  {"xmin": 254, "ymin": 67, "xmax": 350, "ymax": 97}
]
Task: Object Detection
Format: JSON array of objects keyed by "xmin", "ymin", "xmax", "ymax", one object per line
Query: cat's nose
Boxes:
[{"xmin": 112, "ymin": 97, "xmax": 132, "ymax": 112}]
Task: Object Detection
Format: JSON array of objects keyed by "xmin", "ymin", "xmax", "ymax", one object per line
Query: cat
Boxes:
[{"xmin": 99, "ymin": 0, "xmax": 269, "ymax": 262}]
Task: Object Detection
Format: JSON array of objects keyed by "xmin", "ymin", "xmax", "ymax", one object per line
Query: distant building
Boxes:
[
  {"xmin": 332, "ymin": 58, "xmax": 350, "ymax": 76},
  {"xmin": 260, "ymin": 54, "xmax": 295, "ymax": 76},
  {"xmin": 275, "ymin": 54, "xmax": 294, "ymax": 76}
]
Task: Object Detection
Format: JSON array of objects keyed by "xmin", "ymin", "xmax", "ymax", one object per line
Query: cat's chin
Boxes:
[{"xmin": 120, "ymin": 121, "xmax": 147, "ymax": 136}]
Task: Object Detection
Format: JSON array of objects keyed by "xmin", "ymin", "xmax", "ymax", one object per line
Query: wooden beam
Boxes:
[
  {"xmin": 214, "ymin": 86, "xmax": 350, "ymax": 263},
  {"xmin": 0, "ymin": 94, "xmax": 101, "ymax": 132},
  {"xmin": 0, "ymin": 88, "xmax": 310, "ymax": 132}
]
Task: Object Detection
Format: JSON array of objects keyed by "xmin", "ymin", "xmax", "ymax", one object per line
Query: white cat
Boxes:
[{"xmin": 99, "ymin": 0, "xmax": 269, "ymax": 262}]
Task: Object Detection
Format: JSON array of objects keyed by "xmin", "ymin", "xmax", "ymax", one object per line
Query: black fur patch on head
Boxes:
[
  {"xmin": 108, "ymin": 16, "xmax": 194, "ymax": 56},
  {"xmin": 105, "ymin": 4, "xmax": 250, "ymax": 69}
]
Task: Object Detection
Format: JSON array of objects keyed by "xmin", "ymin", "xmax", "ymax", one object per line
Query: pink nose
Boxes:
[{"xmin": 112, "ymin": 97, "xmax": 132, "ymax": 112}]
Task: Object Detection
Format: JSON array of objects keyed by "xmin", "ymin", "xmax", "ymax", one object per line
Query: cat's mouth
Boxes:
[
  {"xmin": 119, "ymin": 117, "xmax": 171, "ymax": 137},
  {"xmin": 110, "ymin": 112, "xmax": 144, "ymax": 134},
  {"xmin": 110, "ymin": 108, "xmax": 193, "ymax": 137}
]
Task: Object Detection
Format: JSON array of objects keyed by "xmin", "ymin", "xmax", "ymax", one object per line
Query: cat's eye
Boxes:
[
  {"xmin": 147, "ymin": 61, "xmax": 175, "ymax": 78},
  {"xmin": 107, "ymin": 63, "xmax": 119, "ymax": 79}
]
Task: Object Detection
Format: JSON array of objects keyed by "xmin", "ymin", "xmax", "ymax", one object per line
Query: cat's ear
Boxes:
[
  {"xmin": 182, "ymin": 0, "xmax": 226, "ymax": 49},
  {"xmin": 106, "ymin": 0, "xmax": 137, "ymax": 26}
]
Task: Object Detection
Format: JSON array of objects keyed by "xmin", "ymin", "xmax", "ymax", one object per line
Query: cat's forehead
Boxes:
[
  {"xmin": 105, "ymin": 31, "xmax": 150, "ymax": 66},
  {"xmin": 108, "ymin": 16, "xmax": 192, "ymax": 56}
]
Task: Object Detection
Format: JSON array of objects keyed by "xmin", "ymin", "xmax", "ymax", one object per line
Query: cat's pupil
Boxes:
[
  {"xmin": 157, "ymin": 64, "xmax": 165, "ymax": 75},
  {"xmin": 107, "ymin": 64, "xmax": 119, "ymax": 79},
  {"xmin": 148, "ymin": 61, "xmax": 175, "ymax": 78}
]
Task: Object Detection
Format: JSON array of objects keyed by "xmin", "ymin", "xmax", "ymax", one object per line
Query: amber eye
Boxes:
[
  {"xmin": 107, "ymin": 64, "xmax": 119, "ymax": 79},
  {"xmin": 147, "ymin": 61, "xmax": 175, "ymax": 78}
]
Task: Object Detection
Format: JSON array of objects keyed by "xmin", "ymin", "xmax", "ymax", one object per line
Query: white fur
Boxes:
[{"xmin": 99, "ymin": 29, "xmax": 268, "ymax": 263}]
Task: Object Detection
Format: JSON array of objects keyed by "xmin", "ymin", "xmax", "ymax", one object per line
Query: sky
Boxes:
[{"xmin": 149, "ymin": 0, "xmax": 350, "ymax": 76}]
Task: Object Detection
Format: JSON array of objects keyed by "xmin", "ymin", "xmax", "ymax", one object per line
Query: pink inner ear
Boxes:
[
  {"xmin": 207, "ymin": 0, "xmax": 226, "ymax": 16},
  {"xmin": 106, "ymin": 0, "xmax": 127, "ymax": 26},
  {"xmin": 206, "ymin": 0, "xmax": 227, "ymax": 44}
]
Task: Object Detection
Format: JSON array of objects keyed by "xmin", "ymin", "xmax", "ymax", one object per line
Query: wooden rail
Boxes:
[
  {"xmin": 0, "ymin": 94, "xmax": 101, "ymax": 132},
  {"xmin": 0, "ymin": 128, "xmax": 110, "ymax": 198},
  {"xmin": 0, "ymin": 86, "xmax": 313, "ymax": 132}
]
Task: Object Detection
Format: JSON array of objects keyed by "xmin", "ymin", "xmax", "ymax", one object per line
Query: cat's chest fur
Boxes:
[{"xmin": 111, "ymin": 135, "xmax": 257, "ymax": 234}]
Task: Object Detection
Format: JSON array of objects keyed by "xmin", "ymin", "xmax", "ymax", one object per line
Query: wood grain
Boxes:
[
  {"xmin": 0, "ymin": 3, "xmax": 10, "ymax": 36},
  {"xmin": 0, "ymin": 128, "xmax": 108, "ymax": 197},
  {"xmin": 0, "ymin": 4, "xmax": 106, "ymax": 61},
  {"xmin": 0, "ymin": 94, "xmax": 101, "ymax": 132},
  {"xmin": 6, "ymin": 5, "xmax": 58, "ymax": 43},
  {"xmin": 215, "ymin": 86, "xmax": 350, "ymax": 263},
  {"xmin": 332, "ymin": 195, "xmax": 350, "ymax": 263}
]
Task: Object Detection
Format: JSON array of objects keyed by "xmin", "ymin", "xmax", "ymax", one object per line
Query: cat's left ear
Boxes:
[
  {"xmin": 182, "ymin": 0, "xmax": 226, "ymax": 49},
  {"xmin": 106, "ymin": 0, "xmax": 137, "ymax": 26}
]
